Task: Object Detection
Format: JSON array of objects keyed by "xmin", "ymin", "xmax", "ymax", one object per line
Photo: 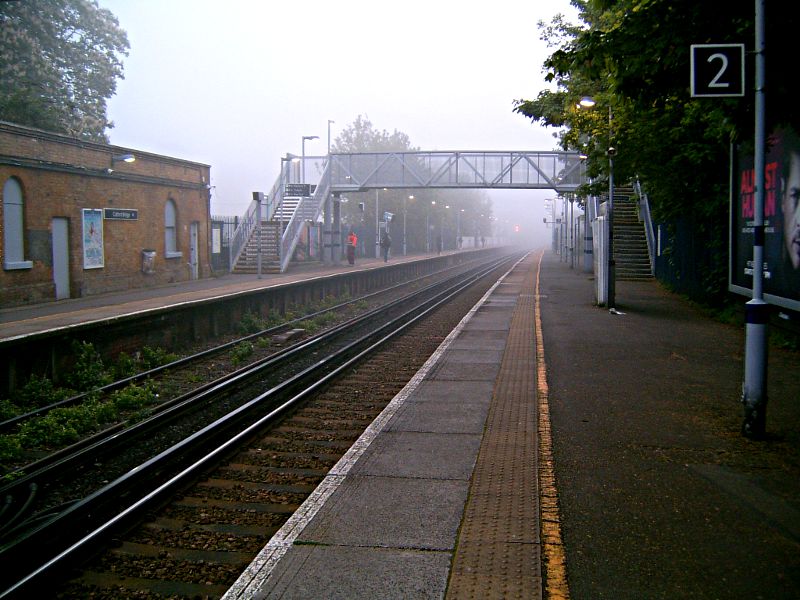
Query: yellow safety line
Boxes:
[{"xmin": 534, "ymin": 249, "xmax": 570, "ymax": 600}]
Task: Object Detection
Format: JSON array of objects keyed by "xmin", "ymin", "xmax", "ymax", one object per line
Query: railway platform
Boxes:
[
  {"xmin": 0, "ymin": 253, "xmax": 430, "ymax": 341},
  {"xmin": 3, "ymin": 249, "xmax": 799, "ymax": 598},
  {"xmin": 224, "ymin": 250, "xmax": 800, "ymax": 599}
]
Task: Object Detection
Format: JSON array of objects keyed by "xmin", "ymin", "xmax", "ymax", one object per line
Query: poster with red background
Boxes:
[{"xmin": 731, "ymin": 128, "xmax": 800, "ymax": 311}]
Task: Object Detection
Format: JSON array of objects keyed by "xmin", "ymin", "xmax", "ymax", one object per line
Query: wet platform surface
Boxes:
[{"xmin": 223, "ymin": 253, "xmax": 545, "ymax": 599}]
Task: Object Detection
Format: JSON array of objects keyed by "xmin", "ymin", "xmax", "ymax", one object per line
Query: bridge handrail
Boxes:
[
  {"xmin": 634, "ymin": 178, "xmax": 656, "ymax": 274},
  {"xmin": 228, "ymin": 173, "xmax": 284, "ymax": 270},
  {"xmin": 327, "ymin": 150, "xmax": 583, "ymax": 192},
  {"xmin": 278, "ymin": 163, "xmax": 331, "ymax": 272}
]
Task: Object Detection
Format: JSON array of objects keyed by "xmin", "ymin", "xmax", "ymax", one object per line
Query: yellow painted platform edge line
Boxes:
[{"xmin": 535, "ymin": 249, "xmax": 570, "ymax": 600}]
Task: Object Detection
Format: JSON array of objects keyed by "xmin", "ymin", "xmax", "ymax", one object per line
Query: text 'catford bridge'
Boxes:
[{"xmin": 327, "ymin": 150, "xmax": 583, "ymax": 193}]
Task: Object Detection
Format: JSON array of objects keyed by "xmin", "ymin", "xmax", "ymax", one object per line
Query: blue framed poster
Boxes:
[{"xmin": 82, "ymin": 208, "xmax": 104, "ymax": 269}]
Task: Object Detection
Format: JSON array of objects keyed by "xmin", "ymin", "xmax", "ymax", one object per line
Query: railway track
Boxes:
[{"xmin": 1, "ymin": 252, "xmax": 523, "ymax": 599}]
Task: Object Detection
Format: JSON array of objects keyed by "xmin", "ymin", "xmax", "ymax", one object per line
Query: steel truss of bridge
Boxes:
[
  {"xmin": 327, "ymin": 150, "xmax": 584, "ymax": 194},
  {"xmin": 231, "ymin": 149, "xmax": 584, "ymax": 274}
]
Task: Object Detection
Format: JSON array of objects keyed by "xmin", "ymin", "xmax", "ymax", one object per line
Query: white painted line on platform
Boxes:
[{"xmin": 222, "ymin": 255, "xmax": 526, "ymax": 600}]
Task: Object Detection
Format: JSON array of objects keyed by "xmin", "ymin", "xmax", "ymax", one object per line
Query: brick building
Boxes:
[{"xmin": 0, "ymin": 121, "xmax": 212, "ymax": 308}]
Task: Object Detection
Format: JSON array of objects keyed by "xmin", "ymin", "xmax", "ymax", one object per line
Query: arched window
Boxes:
[
  {"xmin": 164, "ymin": 198, "xmax": 181, "ymax": 258},
  {"xmin": 3, "ymin": 177, "xmax": 32, "ymax": 269}
]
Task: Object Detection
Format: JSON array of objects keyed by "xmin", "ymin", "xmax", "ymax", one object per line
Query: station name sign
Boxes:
[
  {"xmin": 104, "ymin": 208, "xmax": 138, "ymax": 220},
  {"xmin": 285, "ymin": 183, "xmax": 312, "ymax": 197}
]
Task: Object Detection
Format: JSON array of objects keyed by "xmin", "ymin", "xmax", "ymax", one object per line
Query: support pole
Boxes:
[
  {"xmin": 323, "ymin": 192, "xmax": 332, "ymax": 265},
  {"xmin": 254, "ymin": 192, "xmax": 263, "ymax": 279},
  {"xmin": 742, "ymin": 0, "xmax": 768, "ymax": 438}
]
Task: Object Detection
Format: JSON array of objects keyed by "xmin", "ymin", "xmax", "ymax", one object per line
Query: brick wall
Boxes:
[{"xmin": 0, "ymin": 122, "xmax": 212, "ymax": 307}]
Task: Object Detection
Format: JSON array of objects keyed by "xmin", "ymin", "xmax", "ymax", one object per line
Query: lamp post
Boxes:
[
  {"xmin": 578, "ymin": 95, "xmax": 615, "ymax": 309},
  {"xmin": 405, "ymin": 196, "xmax": 412, "ymax": 256},
  {"xmin": 443, "ymin": 205, "xmax": 449, "ymax": 251},
  {"xmin": 301, "ymin": 135, "xmax": 319, "ymax": 183},
  {"xmin": 327, "ymin": 120, "xmax": 334, "ymax": 155},
  {"xmin": 375, "ymin": 187, "xmax": 387, "ymax": 259},
  {"xmin": 428, "ymin": 201, "xmax": 436, "ymax": 252},
  {"xmin": 457, "ymin": 209, "xmax": 464, "ymax": 249},
  {"xmin": 742, "ymin": 1, "xmax": 768, "ymax": 438},
  {"xmin": 279, "ymin": 154, "xmax": 300, "ymax": 267}
]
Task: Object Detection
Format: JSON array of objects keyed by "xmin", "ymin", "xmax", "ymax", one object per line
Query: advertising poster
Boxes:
[
  {"xmin": 731, "ymin": 129, "xmax": 800, "ymax": 311},
  {"xmin": 82, "ymin": 208, "xmax": 105, "ymax": 269}
]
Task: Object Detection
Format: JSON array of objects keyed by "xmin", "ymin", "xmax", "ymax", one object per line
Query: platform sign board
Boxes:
[
  {"xmin": 730, "ymin": 129, "xmax": 800, "ymax": 311},
  {"xmin": 690, "ymin": 44, "xmax": 745, "ymax": 97},
  {"xmin": 104, "ymin": 208, "xmax": 138, "ymax": 220},
  {"xmin": 285, "ymin": 183, "xmax": 311, "ymax": 197}
]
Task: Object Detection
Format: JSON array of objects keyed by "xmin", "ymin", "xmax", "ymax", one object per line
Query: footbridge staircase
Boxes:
[{"xmin": 613, "ymin": 186, "xmax": 654, "ymax": 280}]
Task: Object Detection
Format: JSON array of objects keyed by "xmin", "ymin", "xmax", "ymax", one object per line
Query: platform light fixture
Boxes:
[
  {"xmin": 578, "ymin": 94, "xmax": 615, "ymax": 310},
  {"xmin": 301, "ymin": 135, "xmax": 319, "ymax": 183},
  {"xmin": 112, "ymin": 153, "xmax": 136, "ymax": 164},
  {"xmin": 108, "ymin": 153, "xmax": 135, "ymax": 173}
]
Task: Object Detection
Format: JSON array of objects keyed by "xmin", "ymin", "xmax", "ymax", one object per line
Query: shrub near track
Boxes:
[{"xmin": 0, "ymin": 340, "xmax": 176, "ymax": 473}]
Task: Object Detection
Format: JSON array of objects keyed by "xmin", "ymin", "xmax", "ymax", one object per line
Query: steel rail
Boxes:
[
  {"xmin": 0, "ymin": 256, "xmax": 485, "ymax": 434},
  {"xmin": 0, "ymin": 254, "xmax": 519, "ymax": 597},
  {"xmin": 0, "ymin": 255, "xmax": 498, "ymax": 508}
]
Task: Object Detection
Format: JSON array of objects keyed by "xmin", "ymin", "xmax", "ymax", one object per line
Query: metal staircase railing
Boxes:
[
  {"xmin": 278, "ymin": 163, "xmax": 330, "ymax": 272},
  {"xmin": 633, "ymin": 178, "xmax": 656, "ymax": 274},
  {"xmin": 228, "ymin": 174, "xmax": 282, "ymax": 271}
]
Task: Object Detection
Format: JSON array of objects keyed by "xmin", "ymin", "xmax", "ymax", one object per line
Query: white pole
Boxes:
[{"xmin": 742, "ymin": 0, "xmax": 768, "ymax": 438}]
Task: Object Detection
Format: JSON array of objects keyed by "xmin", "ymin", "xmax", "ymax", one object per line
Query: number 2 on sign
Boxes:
[{"xmin": 707, "ymin": 53, "xmax": 730, "ymax": 88}]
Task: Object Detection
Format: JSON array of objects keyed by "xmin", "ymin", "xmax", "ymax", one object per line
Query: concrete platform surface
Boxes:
[{"xmin": 225, "ymin": 249, "xmax": 800, "ymax": 599}]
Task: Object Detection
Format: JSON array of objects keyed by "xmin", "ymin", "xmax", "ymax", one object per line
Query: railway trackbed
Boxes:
[{"xmin": 0, "ymin": 252, "xmax": 522, "ymax": 599}]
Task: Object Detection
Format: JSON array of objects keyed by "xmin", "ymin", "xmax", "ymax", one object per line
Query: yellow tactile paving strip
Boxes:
[
  {"xmin": 445, "ymin": 251, "xmax": 564, "ymax": 599},
  {"xmin": 534, "ymin": 251, "xmax": 570, "ymax": 600}
]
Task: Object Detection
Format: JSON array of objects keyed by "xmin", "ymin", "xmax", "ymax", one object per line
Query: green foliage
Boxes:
[
  {"xmin": 0, "ymin": 435, "xmax": 21, "ymax": 465},
  {"xmin": 514, "ymin": 0, "xmax": 800, "ymax": 305},
  {"xmin": 237, "ymin": 312, "xmax": 267, "ymax": 335},
  {"xmin": 17, "ymin": 402, "xmax": 99, "ymax": 447},
  {"xmin": 13, "ymin": 374, "xmax": 73, "ymax": 411},
  {"xmin": 66, "ymin": 341, "xmax": 112, "ymax": 391},
  {"xmin": 139, "ymin": 346, "xmax": 178, "ymax": 370},
  {"xmin": 0, "ymin": 0, "xmax": 130, "ymax": 141},
  {"xmin": 770, "ymin": 328, "xmax": 800, "ymax": 352},
  {"xmin": 113, "ymin": 351, "xmax": 138, "ymax": 379},
  {"xmin": 109, "ymin": 381, "xmax": 158, "ymax": 412},
  {"xmin": 230, "ymin": 341, "xmax": 254, "ymax": 366},
  {"xmin": 0, "ymin": 381, "xmax": 160, "ymax": 469},
  {"xmin": 297, "ymin": 319, "xmax": 318, "ymax": 334},
  {"xmin": 0, "ymin": 399, "xmax": 19, "ymax": 421}
]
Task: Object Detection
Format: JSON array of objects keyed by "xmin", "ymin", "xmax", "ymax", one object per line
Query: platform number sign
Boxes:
[{"xmin": 690, "ymin": 44, "xmax": 745, "ymax": 97}]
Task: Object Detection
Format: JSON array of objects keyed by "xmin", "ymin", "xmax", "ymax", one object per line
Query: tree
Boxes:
[
  {"xmin": 514, "ymin": 0, "xmax": 800, "ymax": 303},
  {"xmin": 0, "ymin": 0, "xmax": 129, "ymax": 142},
  {"xmin": 331, "ymin": 115, "xmax": 492, "ymax": 253}
]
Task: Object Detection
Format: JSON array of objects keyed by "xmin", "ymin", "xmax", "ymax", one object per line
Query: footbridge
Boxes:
[{"xmin": 230, "ymin": 150, "xmax": 584, "ymax": 273}]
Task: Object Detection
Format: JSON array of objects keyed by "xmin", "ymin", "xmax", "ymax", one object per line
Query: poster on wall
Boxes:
[
  {"xmin": 82, "ymin": 208, "xmax": 105, "ymax": 269},
  {"xmin": 730, "ymin": 128, "xmax": 800, "ymax": 311}
]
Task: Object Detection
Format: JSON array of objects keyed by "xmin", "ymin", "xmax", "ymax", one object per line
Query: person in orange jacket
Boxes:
[{"xmin": 346, "ymin": 230, "xmax": 358, "ymax": 265}]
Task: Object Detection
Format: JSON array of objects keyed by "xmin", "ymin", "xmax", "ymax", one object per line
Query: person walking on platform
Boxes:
[
  {"xmin": 346, "ymin": 230, "xmax": 357, "ymax": 265},
  {"xmin": 380, "ymin": 230, "xmax": 392, "ymax": 262}
]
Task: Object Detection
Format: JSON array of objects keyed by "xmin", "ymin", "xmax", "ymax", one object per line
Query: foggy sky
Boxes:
[{"xmin": 98, "ymin": 0, "xmax": 578, "ymax": 247}]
